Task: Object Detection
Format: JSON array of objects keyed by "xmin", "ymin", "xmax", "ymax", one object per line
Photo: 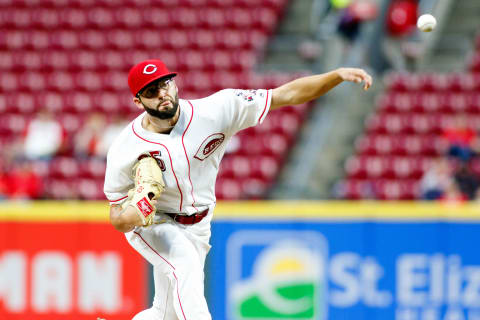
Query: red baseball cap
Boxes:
[{"xmin": 127, "ymin": 59, "xmax": 177, "ymax": 96}]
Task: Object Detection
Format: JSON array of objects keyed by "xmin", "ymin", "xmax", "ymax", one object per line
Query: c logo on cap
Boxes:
[{"xmin": 143, "ymin": 64, "xmax": 157, "ymax": 75}]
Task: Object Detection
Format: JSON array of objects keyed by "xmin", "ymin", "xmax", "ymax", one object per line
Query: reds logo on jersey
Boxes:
[
  {"xmin": 194, "ymin": 133, "xmax": 225, "ymax": 161},
  {"xmin": 147, "ymin": 151, "xmax": 166, "ymax": 171}
]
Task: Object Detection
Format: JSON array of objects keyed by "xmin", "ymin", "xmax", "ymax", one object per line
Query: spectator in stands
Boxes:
[
  {"xmin": 95, "ymin": 115, "xmax": 128, "ymax": 158},
  {"xmin": 74, "ymin": 112, "xmax": 107, "ymax": 158},
  {"xmin": 337, "ymin": 0, "xmax": 378, "ymax": 44},
  {"xmin": 382, "ymin": 0, "xmax": 419, "ymax": 70},
  {"xmin": 5, "ymin": 160, "xmax": 43, "ymax": 200},
  {"xmin": 441, "ymin": 113, "xmax": 479, "ymax": 163},
  {"xmin": 74, "ymin": 113, "xmax": 127, "ymax": 159},
  {"xmin": 420, "ymin": 158, "xmax": 452, "ymax": 200},
  {"xmin": 454, "ymin": 163, "xmax": 480, "ymax": 200},
  {"xmin": 22, "ymin": 108, "xmax": 66, "ymax": 160}
]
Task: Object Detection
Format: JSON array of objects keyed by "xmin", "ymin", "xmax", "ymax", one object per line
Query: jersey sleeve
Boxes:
[
  {"xmin": 103, "ymin": 148, "xmax": 133, "ymax": 206},
  {"xmin": 219, "ymin": 88, "xmax": 272, "ymax": 134}
]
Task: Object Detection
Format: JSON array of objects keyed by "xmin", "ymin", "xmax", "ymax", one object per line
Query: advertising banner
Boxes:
[
  {"xmin": 0, "ymin": 202, "xmax": 147, "ymax": 320},
  {"xmin": 209, "ymin": 202, "xmax": 480, "ymax": 320}
]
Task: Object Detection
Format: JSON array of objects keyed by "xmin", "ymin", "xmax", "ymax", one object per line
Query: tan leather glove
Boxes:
[{"xmin": 122, "ymin": 154, "xmax": 165, "ymax": 226}]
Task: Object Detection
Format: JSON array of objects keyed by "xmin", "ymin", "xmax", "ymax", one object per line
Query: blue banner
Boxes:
[{"xmin": 208, "ymin": 220, "xmax": 480, "ymax": 320}]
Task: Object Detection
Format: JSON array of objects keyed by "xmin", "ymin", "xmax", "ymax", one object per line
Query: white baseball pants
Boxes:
[{"xmin": 126, "ymin": 216, "xmax": 212, "ymax": 320}]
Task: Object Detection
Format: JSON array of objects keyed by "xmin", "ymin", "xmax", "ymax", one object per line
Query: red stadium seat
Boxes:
[
  {"xmin": 60, "ymin": 8, "xmax": 88, "ymax": 29},
  {"xmin": 78, "ymin": 178, "xmax": 105, "ymax": 200},
  {"xmin": 57, "ymin": 113, "xmax": 83, "ymax": 135},
  {"xmin": 31, "ymin": 8, "xmax": 61, "ymax": 29},
  {"xmin": 249, "ymin": 155, "xmax": 280, "ymax": 180},
  {"xmin": 86, "ymin": 7, "xmax": 116, "ymax": 29},
  {"xmin": 0, "ymin": 72, "xmax": 19, "ymax": 92},
  {"xmin": 42, "ymin": 51, "xmax": 70, "ymax": 71},
  {"xmin": 68, "ymin": 50, "xmax": 97, "ymax": 71},
  {"xmin": 186, "ymin": 29, "xmax": 216, "ymax": 50},
  {"xmin": 74, "ymin": 72, "xmax": 102, "ymax": 92},
  {"xmin": 141, "ymin": 8, "xmax": 172, "ymax": 29},
  {"xmin": 63, "ymin": 92, "xmax": 95, "ymax": 114},
  {"xmin": 114, "ymin": 7, "xmax": 144, "ymax": 29},
  {"xmin": 215, "ymin": 178, "xmax": 243, "ymax": 200},
  {"xmin": 78, "ymin": 30, "xmax": 107, "ymax": 50},
  {"xmin": 49, "ymin": 157, "xmax": 80, "ymax": 179},
  {"xmin": 11, "ymin": 93, "xmax": 36, "ymax": 114},
  {"xmin": 50, "ymin": 30, "xmax": 80, "ymax": 50},
  {"xmin": 46, "ymin": 72, "xmax": 75, "ymax": 92},
  {"xmin": 15, "ymin": 51, "xmax": 45, "ymax": 72},
  {"xmin": 36, "ymin": 92, "xmax": 64, "ymax": 113},
  {"xmin": 44, "ymin": 178, "xmax": 78, "ymax": 199},
  {"xmin": 197, "ymin": 7, "xmax": 227, "ymax": 30},
  {"xmin": 240, "ymin": 177, "xmax": 269, "ymax": 199}
]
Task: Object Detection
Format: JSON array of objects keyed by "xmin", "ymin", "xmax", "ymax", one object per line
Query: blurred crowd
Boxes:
[
  {"xmin": 420, "ymin": 114, "xmax": 480, "ymax": 203},
  {"xmin": 0, "ymin": 110, "xmax": 128, "ymax": 200}
]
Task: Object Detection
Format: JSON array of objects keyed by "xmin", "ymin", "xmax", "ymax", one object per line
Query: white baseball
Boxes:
[{"xmin": 417, "ymin": 14, "xmax": 437, "ymax": 32}]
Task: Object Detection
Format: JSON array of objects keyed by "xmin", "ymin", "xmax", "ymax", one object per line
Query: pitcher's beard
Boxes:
[{"xmin": 143, "ymin": 92, "xmax": 179, "ymax": 120}]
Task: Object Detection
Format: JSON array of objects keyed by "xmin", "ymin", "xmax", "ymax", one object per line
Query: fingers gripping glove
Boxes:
[{"xmin": 125, "ymin": 154, "xmax": 166, "ymax": 226}]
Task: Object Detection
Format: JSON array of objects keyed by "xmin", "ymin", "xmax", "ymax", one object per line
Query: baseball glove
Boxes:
[{"xmin": 122, "ymin": 153, "xmax": 165, "ymax": 226}]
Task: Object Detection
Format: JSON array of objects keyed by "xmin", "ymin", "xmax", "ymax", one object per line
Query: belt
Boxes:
[{"xmin": 164, "ymin": 208, "xmax": 209, "ymax": 225}]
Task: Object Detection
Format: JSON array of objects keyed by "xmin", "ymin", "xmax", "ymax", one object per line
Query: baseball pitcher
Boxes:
[{"xmin": 104, "ymin": 59, "xmax": 372, "ymax": 320}]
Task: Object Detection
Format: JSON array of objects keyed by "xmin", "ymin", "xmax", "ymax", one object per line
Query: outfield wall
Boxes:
[{"xmin": 1, "ymin": 201, "xmax": 479, "ymax": 320}]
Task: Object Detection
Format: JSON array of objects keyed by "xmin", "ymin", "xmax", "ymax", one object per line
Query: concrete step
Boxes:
[
  {"xmin": 421, "ymin": 55, "xmax": 468, "ymax": 72},
  {"xmin": 435, "ymin": 34, "xmax": 472, "ymax": 53}
]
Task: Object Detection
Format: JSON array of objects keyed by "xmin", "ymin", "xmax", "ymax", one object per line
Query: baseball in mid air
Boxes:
[{"xmin": 417, "ymin": 14, "xmax": 437, "ymax": 32}]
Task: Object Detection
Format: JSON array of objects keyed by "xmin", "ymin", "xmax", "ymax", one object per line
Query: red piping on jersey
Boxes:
[
  {"xmin": 184, "ymin": 101, "xmax": 197, "ymax": 210},
  {"xmin": 257, "ymin": 89, "xmax": 270, "ymax": 124},
  {"xmin": 131, "ymin": 122, "xmax": 184, "ymax": 211},
  {"xmin": 109, "ymin": 195, "xmax": 128, "ymax": 203},
  {"xmin": 133, "ymin": 231, "xmax": 175, "ymax": 270},
  {"xmin": 134, "ymin": 231, "xmax": 187, "ymax": 320},
  {"xmin": 173, "ymin": 272, "xmax": 188, "ymax": 320}
]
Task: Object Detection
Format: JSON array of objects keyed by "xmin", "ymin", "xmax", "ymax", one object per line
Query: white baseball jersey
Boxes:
[{"xmin": 104, "ymin": 88, "xmax": 272, "ymax": 320}]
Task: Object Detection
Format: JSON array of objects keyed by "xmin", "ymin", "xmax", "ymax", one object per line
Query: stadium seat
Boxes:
[
  {"xmin": 49, "ymin": 157, "xmax": 80, "ymax": 179},
  {"xmin": 215, "ymin": 178, "xmax": 243, "ymax": 200}
]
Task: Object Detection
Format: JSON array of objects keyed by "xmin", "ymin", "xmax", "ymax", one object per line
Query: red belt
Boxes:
[{"xmin": 164, "ymin": 209, "xmax": 209, "ymax": 225}]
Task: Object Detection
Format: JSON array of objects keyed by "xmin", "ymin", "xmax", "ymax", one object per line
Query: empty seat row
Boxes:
[
  {"xmin": 336, "ymin": 179, "xmax": 420, "ymax": 200},
  {"xmin": 215, "ymin": 176, "xmax": 271, "ymax": 200},
  {"xmin": 218, "ymin": 155, "xmax": 281, "ymax": 180},
  {"xmin": 376, "ymin": 92, "xmax": 480, "ymax": 114},
  {"xmin": 1, "ymin": 70, "xmax": 288, "ymax": 93},
  {"xmin": 355, "ymin": 134, "xmax": 444, "ymax": 156},
  {"xmin": 0, "ymin": 49, "xmax": 257, "ymax": 73},
  {"xmin": 385, "ymin": 72, "xmax": 480, "ymax": 92},
  {"xmin": 43, "ymin": 177, "xmax": 105, "ymax": 200},
  {"xmin": 365, "ymin": 113, "xmax": 480, "ymax": 135},
  {"xmin": 0, "ymin": 7, "xmax": 279, "ymax": 32},
  {"xmin": 0, "ymin": 29, "xmax": 268, "ymax": 51},
  {"xmin": 0, "ymin": 92, "xmax": 132, "ymax": 114},
  {"xmin": 345, "ymin": 155, "xmax": 434, "ymax": 179},
  {"xmin": 1, "ymin": 0, "xmax": 286, "ymax": 10},
  {"xmin": 46, "ymin": 157, "xmax": 106, "ymax": 179}
]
